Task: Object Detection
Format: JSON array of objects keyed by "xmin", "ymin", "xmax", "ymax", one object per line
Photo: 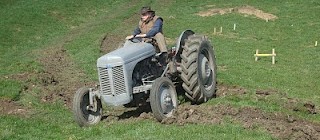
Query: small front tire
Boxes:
[
  {"xmin": 72, "ymin": 87, "xmax": 102, "ymax": 127},
  {"xmin": 150, "ymin": 77, "xmax": 178, "ymax": 122}
]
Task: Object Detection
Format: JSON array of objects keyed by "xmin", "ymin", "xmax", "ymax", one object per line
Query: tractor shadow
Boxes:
[
  {"xmin": 118, "ymin": 103, "xmax": 152, "ymax": 119},
  {"xmin": 101, "ymin": 82, "xmax": 219, "ymax": 122}
]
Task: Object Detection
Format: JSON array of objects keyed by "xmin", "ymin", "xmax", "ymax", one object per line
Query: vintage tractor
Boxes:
[{"xmin": 72, "ymin": 30, "xmax": 217, "ymax": 127}]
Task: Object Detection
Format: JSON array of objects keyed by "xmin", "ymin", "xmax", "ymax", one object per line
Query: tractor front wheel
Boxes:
[
  {"xmin": 72, "ymin": 87, "xmax": 102, "ymax": 127},
  {"xmin": 150, "ymin": 77, "xmax": 178, "ymax": 122}
]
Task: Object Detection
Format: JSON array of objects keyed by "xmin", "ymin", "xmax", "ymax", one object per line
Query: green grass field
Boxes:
[{"xmin": 1, "ymin": 0, "xmax": 319, "ymax": 139}]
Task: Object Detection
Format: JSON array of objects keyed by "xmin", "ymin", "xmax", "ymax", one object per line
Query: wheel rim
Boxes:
[
  {"xmin": 199, "ymin": 49, "xmax": 214, "ymax": 91},
  {"xmin": 81, "ymin": 93, "xmax": 99, "ymax": 123},
  {"xmin": 159, "ymin": 83, "xmax": 177, "ymax": 117}
]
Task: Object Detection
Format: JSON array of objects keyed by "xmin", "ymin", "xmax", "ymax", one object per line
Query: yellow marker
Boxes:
[{"xmin": 254, "ymin": 49, "xmax": 276, "ymax": 64}]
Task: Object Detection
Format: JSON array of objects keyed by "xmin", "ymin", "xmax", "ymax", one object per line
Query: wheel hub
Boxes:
[
  {"xmin": 164, "ymin": 93, "xmax": 173, "ymax": 106},
  {"xmin": 160, "ymin": 88, "xmax": 174, "ymax": 114},
  {"xmin": 200, "ymin": 54, "xmax": 212, "ymax": 85}
]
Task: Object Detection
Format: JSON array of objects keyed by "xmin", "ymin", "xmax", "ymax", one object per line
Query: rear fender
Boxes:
[{"xmin": 174, "ymin": 30, "xmax": 195, "ymax": 62}]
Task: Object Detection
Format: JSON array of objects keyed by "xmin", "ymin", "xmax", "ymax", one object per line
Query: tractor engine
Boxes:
[
  {"xmin": 132, "ymin": 57, "xmax": 163, "ymax": 87},
  {"xmin": 96, "ymin": 41, "xmax": 156, "ymax": 106}
]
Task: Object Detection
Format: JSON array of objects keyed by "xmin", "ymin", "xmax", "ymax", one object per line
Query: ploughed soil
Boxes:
[{"xmin": 103, "ymin": 85, "xmax": 320, "ymax": 140}]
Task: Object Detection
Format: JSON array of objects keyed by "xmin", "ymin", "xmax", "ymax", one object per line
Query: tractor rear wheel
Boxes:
[
  {"xmin": 150, "ymin": 77, "xmax": 178, "ymax": 122},
  {"xmin": 72, "ymin": 87, "xmax": 102, "ymax": 127},
  {"xmin": 180, "ymin": 35, "xmax": 217, "ymax": 104}
]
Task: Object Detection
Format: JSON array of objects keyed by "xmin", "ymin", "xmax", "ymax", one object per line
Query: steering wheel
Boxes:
[{"xmin": 129, "ymin": 38, "xmax": 142, "ymax": 43}]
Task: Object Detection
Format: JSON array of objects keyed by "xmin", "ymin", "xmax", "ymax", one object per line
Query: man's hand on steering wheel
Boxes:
[
  {"xmin": 125, "ymin": 35, "xmax": 135, "ymax": 40},
  {"xmin": 126, "ymin": 34, "xmax": 147, "ymax": 40}
]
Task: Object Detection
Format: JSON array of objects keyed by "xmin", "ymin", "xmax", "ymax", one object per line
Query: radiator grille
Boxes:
[
  {"xmin": 98, "ymin": 66, "xmax": 126, "ymax": 95},
  {"xmin": 112, "ymin": 66, "xmax": 126, "ymax": 94},
  {"xmin": 98, "ymin": 67, "xmax": 112, "ymax": 95}
]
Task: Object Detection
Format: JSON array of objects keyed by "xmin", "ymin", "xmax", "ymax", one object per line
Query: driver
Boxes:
[{"xmin": 126, "ymin": 6, "xmax": 168, "ymax": 61}]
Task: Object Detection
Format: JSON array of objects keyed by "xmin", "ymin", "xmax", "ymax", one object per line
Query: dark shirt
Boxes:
[{"xmin": 133, "ymin": 18, "xmax": 163, "ymax": 38}]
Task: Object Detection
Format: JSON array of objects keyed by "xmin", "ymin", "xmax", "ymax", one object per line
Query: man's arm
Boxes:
[
  {"xmin": 145, "ymin": 18, "xmax": 163, "ymax": 38},
  {"xmin": 126, "ymin": 18, "xmax": 163, "ymax": 40},
  {"xmin": 133, "ymin": 26, "xmax": 141, "ymax": 36},
  {"xmin": 126, "ymin": 26, "xmax": 141, "ymax": 40}
]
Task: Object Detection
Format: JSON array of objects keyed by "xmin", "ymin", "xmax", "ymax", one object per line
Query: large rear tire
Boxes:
[
  {"xmin": 180, "ymin": 35, "xmax": 217, "ymax": 104},
  {"xmin": 150, "ymin": 77, "xmax": 178, "ymax": 122},
  {"xmin": 72, "ymin": 87, "xmax": 102, "ymax": 127}
]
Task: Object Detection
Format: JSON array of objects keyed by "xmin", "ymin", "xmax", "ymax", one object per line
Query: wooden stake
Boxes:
[
  {"xmin": 220, "ymin": 27, "xmax": 223, "ymax": 33},
  {"xmin": 315, "ymin": 41, "xmax": 318, "ymax": 47},
  {"xmin": 214, "ymin": 27, "xmax": 216, "ymax": 34},
  {"xmin": 255, "ymin": 49, "xmax": 259, "ymax": 61},
  {"xmin": 233, "ymin": 23, "xmax": 236, "ymax": 30},
  {"xmin": 272, "ymin": 49, "xmax": 275, "ymax": 64}
]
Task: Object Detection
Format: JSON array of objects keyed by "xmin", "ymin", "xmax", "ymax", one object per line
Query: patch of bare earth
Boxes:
[
  {"xmin": 2, "ymin": 72, "xmax": 35, "ymax": 116},
  {"xmin": 37, "ymin": 46, "xmax": 93, "ymax": 107},
  {"xmin": 197, "ymin": 5, "xmax": 278, "ymax": 21},
  {"xmin": 216, "ymin": 83, "xmax": 247, "ymax": 96},
  {"xmin": 0, "ymin": 99, "xmax": 29, "ymax": 116}
]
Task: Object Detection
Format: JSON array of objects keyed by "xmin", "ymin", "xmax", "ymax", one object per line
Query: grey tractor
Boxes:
[{"xmin": 72, "ymin": 30, "xmax": 217, "ymax": 127}]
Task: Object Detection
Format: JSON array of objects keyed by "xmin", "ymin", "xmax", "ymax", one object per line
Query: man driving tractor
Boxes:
[
  {"xmin": 72, "ymin": 7, "xmax": 217, "ymax": 126},
  {"xmin": 126, "ymin": 6, "xmax": 167, "ymax": 64}
]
